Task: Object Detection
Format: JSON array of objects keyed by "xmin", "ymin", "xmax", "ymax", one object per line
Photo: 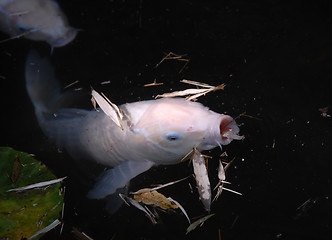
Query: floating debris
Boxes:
[
  {"xmin": 212, "ymin": 184, "xmax": 224, "ymax": 203},
  {"xmin": 91, "ymin": 89, "xmax": 123, "ymax": 130},
  {"xmin": 28, "ymin": 219, "xmax": 61, "ymax": 240},
  {"xmin": 318, "ymin": 106, "xmax": 330, "ymax": 117},
  {"xmin": 192, "ymin": 149, "xmax": 211, "ymax": 212},
  {"xmin": 64, "ymin": 80, "xmax": 79, "ymax": 89},
  {"xmin": 167, "ymin": 197, "xmax": 191, "ymax": 224},
  {"xmin": 235, "ymin": 111, "xmax": 262, "ymax": 121},
  {"xmin": 123, "ymin": 177, "xmax": 191, "ymax": 224},
  {"xmin": 218, "ymin": 160, "xmax": 226, "ymax": 182},
  {"xmin": 221, "ymin": 187, "xmax": 242, "ymax": 196},
  {"xmin": 186, "ymin": 214, "xmax": 215, "ymax": 234},
  {"xmin": 144, "ymin": 79, "xmax": 164, "ymax": 87},
  {"xmin": 72, "ymin": 227, "xmax": 94, "ymax": 240},
  {"xmin": 7, "ymin": 177, "xmax": 66, "ymax": 192},
  {"xmin": 155, "ymin": 52, "xmax": 190, "ymax": 73},
  {"xmin": 212, "ymin": 157, "xmax": 242, "ymax": 202},
  {"xmin": 100, "ymin": 80, "xmax": 111, "ymax": 85},
  {"xmin": 295, "ymin": 198, "xmax": 318, "ymax": 219},
  {"xmin": 155, "ymin": 79, "xmax": 225, "ymax": 101},
  {"xmin": 213, "ymin": 160, "xmax": 229, "ymax": 191},
  {"xmin": 180, "ymin": 79, "xmax": 215, "ymax": 88},
  {"xmin": 133, "ymin": 189, "xmax": 178, "ymax": 210},
  {"xmin": 119, "ymin": 194, "xmax": 157, "ymax": 224},
  {"xmin": 130, "ymin": 176, "xmax": 189, "ymax": 195}
]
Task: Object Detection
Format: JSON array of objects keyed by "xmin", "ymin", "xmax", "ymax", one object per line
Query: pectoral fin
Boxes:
[{"xmin": 87, "ymin": 160, "xmax": 154, "ymax": 199}]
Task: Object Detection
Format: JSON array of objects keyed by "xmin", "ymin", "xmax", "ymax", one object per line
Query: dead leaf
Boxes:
[
  {"xmin": 186, "ymin": 214, "xmax": 215, "ymax": 234},
  {"xmin": 155, "ymin": 80, "xmax": 225, "ymax": 101},
  {"xmin": 10, "ymin": 157, "xmax": 21, "ymax": 183},
  {"xmin": 217, "ymin": 160, "xmax": 225, "ymax": 182},
  {"xmin": 192, "ymin": 149, "xmax": 211, "ymax": 212},
  {"xmin": 91, "ymin": 90, "xmax": 124, "ymax": 130},
  {"xmin": 119, "ymin": 194, "xmax": 157, "ymax": 224},
  {"xmin": 133, "ymin": 189, "xmax": 178, "ymax": 210}
]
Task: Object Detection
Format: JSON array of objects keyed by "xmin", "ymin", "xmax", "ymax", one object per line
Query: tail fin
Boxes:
[
  {"xmin": 25, "ymin": 50, "xmax": 62, "ymax": 113},
  {"xmin": 25, "ymin": 50, "xmax": 90, "ymax": 154},
  {"xmin": 25, "ymin": 50, "xmax": 88, "ymax": 114}
]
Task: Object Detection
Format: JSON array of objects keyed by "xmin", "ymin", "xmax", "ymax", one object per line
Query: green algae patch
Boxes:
[{"xmin": 0, "ymin": 147, "xmax": 64, "ymax": 240}]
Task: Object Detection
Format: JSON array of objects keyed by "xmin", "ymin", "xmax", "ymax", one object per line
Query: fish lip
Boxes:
[
  {"xmin": 218, "ymin": 115, "xmax": 242, "ymax": 145},
  {"xmin": 200, "ymin": 114, "xmax": 240, "ymax": 150}
]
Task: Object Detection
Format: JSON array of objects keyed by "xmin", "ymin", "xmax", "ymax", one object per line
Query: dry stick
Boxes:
[
  {"xmin": 7, "ymin": 177, "xmax": 66, "ymax": 192},
  {"xmin": 64, "ymin": 80, "xmax": 79, "ymax": 89},
  {"xmin": 181, "ymin": 137, "xmax": 205, "ymax": 164},
  {"xmin": 144, "ymin": 79, "xmax": 164, "ymax": 87},
  {"xmin": 235, "ymin": 111, "xmax": 262, "ymax": 121},
  {"xmin": 130, "ymin": 176, "xmax": 190, "ymax": 195}
]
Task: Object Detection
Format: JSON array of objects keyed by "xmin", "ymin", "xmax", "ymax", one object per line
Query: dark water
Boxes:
[{"xmin": 1, "ymin": 1, "xmax": 332, "ymax": 239}]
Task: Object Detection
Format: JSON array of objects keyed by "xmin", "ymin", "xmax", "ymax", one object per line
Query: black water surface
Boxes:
[{"xmin": 1, "ymin": 1, "xmax": 332, "ymax": 239}]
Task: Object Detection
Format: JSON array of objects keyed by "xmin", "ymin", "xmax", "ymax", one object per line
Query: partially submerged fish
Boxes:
[
  {"xmin": 25, "ymin": 51, "xmax": 242, "ymax": 211},
  {"xmin": 0, "ymin": 0, "xmax": 77, "ymax": 48}
]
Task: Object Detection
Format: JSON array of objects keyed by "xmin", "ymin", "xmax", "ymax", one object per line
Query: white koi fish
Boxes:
[
  {"xmin": 25, "ymin": 51, "xmax": 242, "ymax": 211},
  {"xmin": 0, "ymin": 0, "xmax": 77, "ymax": 48}
]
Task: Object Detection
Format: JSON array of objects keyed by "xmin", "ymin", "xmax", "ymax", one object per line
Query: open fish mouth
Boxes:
[{"xmin": 219, "ymin": 115, "xmax": 243, "ymax": 145}]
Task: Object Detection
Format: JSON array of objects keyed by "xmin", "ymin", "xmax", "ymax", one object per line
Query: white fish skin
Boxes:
[
  {"xmin": 0, "ymin": 0, "xmax": 77, "ymax": 47},
  {"xmin": 25, "ymin": 51, "xmax": 242, "ymax": 202}
]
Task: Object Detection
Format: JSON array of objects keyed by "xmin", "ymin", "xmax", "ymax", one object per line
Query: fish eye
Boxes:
[{"xmin": 165, "ymin": 132, "xmax": 181, "ymax": 141}]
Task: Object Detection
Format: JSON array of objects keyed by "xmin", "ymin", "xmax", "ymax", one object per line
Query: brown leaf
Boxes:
[
  {"xmin": 10, "ymin": 157, "xmax": 21, "ymax": 183},
  {"xmin": 133, "ymin": 189, "xmax": 178, "ymax": 210}
]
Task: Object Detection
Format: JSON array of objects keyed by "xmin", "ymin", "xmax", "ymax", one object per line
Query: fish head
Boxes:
[{"xmin": 128, "ymin": 98, "xmax": 242, "ymax": 162}]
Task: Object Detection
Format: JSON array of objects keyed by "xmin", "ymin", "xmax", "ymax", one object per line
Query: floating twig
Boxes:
[
  {"xmin": 7, "ymin": 177, "xmax": 66, "ymax": 192},
  {"xmin": 186, "ymin": 214, "xmax": 215, "ymax": 234},
  {"xmin": 155, "ymin": 52, "xmax": 190, "ymax": 73},
  {"xmin": 64, "ymin": 80, "xmax": 79, "ymax": 89},
  {"xmin": 155, "ymin": 80, "xmax": 225, "ymax": 101},
  {"xmin": 130, "ymin": 176, "xmax": 189, "ymax": 195},
  {"xmin": 144, "ymin": 79, "xmax": 164, "ymax": 87}
]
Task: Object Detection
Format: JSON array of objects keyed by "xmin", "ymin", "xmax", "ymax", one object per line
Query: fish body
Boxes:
[
  {"xmin": 25, "ymin": 51, "xmax": 242, "ymax": 204},
  {"xmin": 0, "ymin": 0, "xmax": 77, "ymax": 47}
]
